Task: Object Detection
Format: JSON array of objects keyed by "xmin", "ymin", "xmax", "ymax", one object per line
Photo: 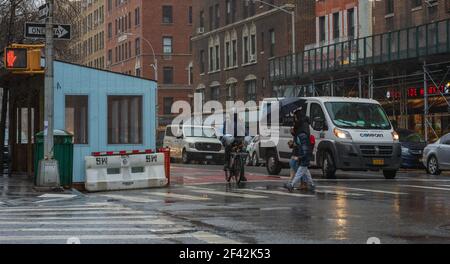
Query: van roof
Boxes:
[{"xmin": 263, "ymin": 97, "xmax": 380, "ymax": 105}]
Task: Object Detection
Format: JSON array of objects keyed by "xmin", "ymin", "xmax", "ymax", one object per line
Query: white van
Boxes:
[
  {"xmin": 260, "ymin": 97, "xmax": 402, "ymax": 179},
  {"xmin": 163, "ymin": 125, "xmax": 225, "ymax": 164}
]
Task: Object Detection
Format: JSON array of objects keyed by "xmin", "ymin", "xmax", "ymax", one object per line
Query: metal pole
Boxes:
[
  {"xmin": 424, "ymin": 61, "xmax": 429, "ymax": 143},
  {"xmin": 44, "ymin": 0, "xmax": 54, "ymax": 160},
  {"xmin": 358, "ymin": 72, "xmax": 362, "ymax": 98},
  {"xmin": 291, "ymin": 10, "xmax": 296, "ymax": 57}
]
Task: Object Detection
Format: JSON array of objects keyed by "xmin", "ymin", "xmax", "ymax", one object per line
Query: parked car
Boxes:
[
  {"xmin": 423, "ymin": 133, "xmax": 450, "ymax": 175},
  {"xmin": 163, "ymin": 125, "xmax": 225, "ymax": 164},
  {"xmin": 397, "ymin": 129, "xmax": 427, "ymax": 169},
  {"xmin": 245, "ymin": 135, "xmax": 263, "ymax": 166}
]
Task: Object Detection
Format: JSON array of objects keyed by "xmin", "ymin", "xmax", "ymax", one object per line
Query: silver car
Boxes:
[
  {"xmin": 246, "ymin": 135, "xmax": 263, "ymax": 166},
  {"xmin": 423, "ymin": 133, "xmax": 450, "ymax": 175}
]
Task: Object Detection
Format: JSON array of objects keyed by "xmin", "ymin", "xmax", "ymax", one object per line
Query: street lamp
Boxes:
[
  {"xmin": 247, "ymin": 0, "xmax": 296, "ymax": 55},
  {"xmin": 123, "ymin": 33, "xmax": 159, "ymax": 145}
]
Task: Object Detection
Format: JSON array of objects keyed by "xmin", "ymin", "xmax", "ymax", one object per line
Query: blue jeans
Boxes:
[
  {"xmin": 290, "ymin": 166, "xmax": 314, "ymax": 188},
  {"xmin": 289, "ymin": 158, "xmax": 299, "ymax": 174}
]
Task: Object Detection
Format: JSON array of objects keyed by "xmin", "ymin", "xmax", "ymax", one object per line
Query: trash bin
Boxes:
[{"xmin": 34, "ymin": 130, "xmax": 74, "ymax": 188}]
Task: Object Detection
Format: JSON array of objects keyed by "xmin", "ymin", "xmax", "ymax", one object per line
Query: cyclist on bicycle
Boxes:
[{"xmin": 221, "ymin": 111, "xmax": 247, "ymax": 182}]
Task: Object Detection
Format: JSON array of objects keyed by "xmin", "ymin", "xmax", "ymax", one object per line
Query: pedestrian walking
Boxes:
[{"xmin": 285, "ymin": 109, "xmax": 315, "ymax": 193}]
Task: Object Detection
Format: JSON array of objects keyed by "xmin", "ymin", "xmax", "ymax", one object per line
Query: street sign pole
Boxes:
[{"xmin": 37, "ymin": 0, "xmax": 59, "ymax": 188}]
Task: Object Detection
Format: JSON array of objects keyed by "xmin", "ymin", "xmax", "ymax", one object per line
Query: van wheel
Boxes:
[
  {"xmin": 182, "ymin": 149, "xmax": 190, "ymax": 164},
  {"xmin": 383, "ymin": 170, "xmax": 397, "ymax": 179},
  {"xmin": 266, "ymin": 152, "xmax": 281, "ymax": 175},
  {"xmin": 322, "ymin": 151, "xmax": 336, "ymax": 179},
  {"xmin": 427, "ymin": 156, "xmax": 441, "ymax": 175}
]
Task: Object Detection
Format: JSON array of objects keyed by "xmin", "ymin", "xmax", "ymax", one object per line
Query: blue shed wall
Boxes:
[{"xmin": 53, "ymin": 61, "xmax": 157, "ymax": 183}]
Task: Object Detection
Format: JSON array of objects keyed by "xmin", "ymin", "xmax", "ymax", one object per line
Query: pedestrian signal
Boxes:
[{"xmin": 4, "ymin": 48, "xmax": 28, "ymax": 69}]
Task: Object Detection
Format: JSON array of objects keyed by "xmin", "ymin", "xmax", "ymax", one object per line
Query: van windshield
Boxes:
[
  {"xmin": 183, "ymin": 127, "xmax": 217, "ymax": 138},
  {"xmin": 325, "ymin": 102, "xmax": 392, "ymax": 130}
]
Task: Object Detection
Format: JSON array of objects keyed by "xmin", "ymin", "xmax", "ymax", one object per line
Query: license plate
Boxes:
[
  {"xmin": 372, "ymin": 159, "xmax": 385, "ymax": 166},
  {"xmin": 206, "ymin": 155, "xmax": 213, "ymax": 160}
]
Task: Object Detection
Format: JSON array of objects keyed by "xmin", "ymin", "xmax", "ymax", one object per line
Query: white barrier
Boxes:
[{"xmin": 85, "ymin": 153, "xmax": 168, "ymax": 192}]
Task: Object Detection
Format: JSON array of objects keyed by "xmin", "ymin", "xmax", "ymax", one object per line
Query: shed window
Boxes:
[
  {"xmin": 108, "ymin": 96, "xmax": 142, "ymax": 144},
  {"xmin": 65, "ymin": 95, "xmax": 88, "ymax": 144}
]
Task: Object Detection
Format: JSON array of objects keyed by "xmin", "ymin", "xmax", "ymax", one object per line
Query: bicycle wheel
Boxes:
[{"xmin": 234, "ymin": 157, "xmax": 243, "ymax": 184}]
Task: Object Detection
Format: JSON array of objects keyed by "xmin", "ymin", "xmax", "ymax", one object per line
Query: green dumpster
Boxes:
[{"xmin": 34, "ymin": 130, "xmax": 74, "ymax": 188}]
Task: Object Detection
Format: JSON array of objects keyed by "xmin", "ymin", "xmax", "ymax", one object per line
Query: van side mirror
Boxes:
[
  {"xmin": 176, "ymin": 134, "xmax": 183, "ymax": 139},
  {"xmin": 313, "ymin": 117, "xmax": 326, "ymax": 131}
]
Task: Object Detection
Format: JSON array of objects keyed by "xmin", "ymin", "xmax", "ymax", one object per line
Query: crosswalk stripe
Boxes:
[
  {"xmin": 0, "ymin": 215, "xmax": 159, "ymax": 221},
  {"xmin": 101, "ymin": 194, "xmax": 158, "ymax": 203},
  {"xmin": 38, "ymin": 194, "xmax": 77, "ymax": 199},
  {"xmin": 315, "ymin": 190, "xmax": 363, "ymax": 197},
  {"xmin": 0, "ymin": 227, "xmax": 194, "ymax": 233},
  {"xmin": 192, "ymin": 231, "xmax": 240, "ymax": 244},
  {"xmin": 187, "ymin": 187, "xmax": 268, "ymax": 199},
  {"xmin": 0, "ymin": 219, "xmax": 174, "ymax": 225},
  {"xmin": 438, "ymin": 185, "xmax": 450, "ymax": 188},
  {"xmin": 144, "ymin": 192, "xmax": 210, "ymax": 201},
  {"xmin": 0, "ymin": 207, "xmax": 132, "ymax": 213},
  {"xmin": 0, "ymin": 211, "xmax": 146, "ymax": 216},
  {"xmin": 240, "ymin": 189, "xmax": 315, "ymax": 197},
  {"xmin": 0, "ymin": 233, "xmax": 237, "ymax": 242},
  {"xmin": 319, "ymin": 186, "xmax": 407, "ymax": 195},
  {"xmin": 400, "ymin": 185, "xmax": 450, "ymax": 192}
]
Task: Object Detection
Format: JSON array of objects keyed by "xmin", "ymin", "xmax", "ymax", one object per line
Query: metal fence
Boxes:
[{"xmin": 270, "ymin": 18, "xmax": 450, "ymax": 82}]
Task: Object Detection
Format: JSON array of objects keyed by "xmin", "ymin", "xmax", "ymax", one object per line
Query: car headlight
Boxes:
[
  {"xmin": 188, "ymin": 143, "xmax": 196, "ymax": 149},
  {"xmin": 392, "ymin": 131, "xmax": 400, "ymax": 141},
  {"xmin": 401, "ymin": 147, "xmax": 409, "ymax": 155},
  {"xmin": 334, "ymin": 128, "xmax": 352, "ymax": 140}
]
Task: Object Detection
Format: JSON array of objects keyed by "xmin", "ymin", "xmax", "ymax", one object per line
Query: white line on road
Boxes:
[
  {"xmin": 143, "ymin": 192, "xmax": 210, "ymax": 201},
  {"xmin": 38, "ymin": 194, "xmax": 77, "ymax": 199},
  {"xmin": 438, "ymin": 185, "xmax": 450, "ymax": 188},
  {"xmin": 0, "ymin": 219, "xmax": 174, "ymax": 225},
  {"xmin": 192, "ymin": 231, "xmax": 240, "ymax": 244},
  {"xmin": 318, "ymin": 186, "xmax": 407, "ymax": 195},
  {"xmin": 0, "ymin": 211, "xmax": 146, "ymax": 216},
  {"xmin": 240, "ymin": 189, "xmax": 315, "ymax": 198},
  {"xmin": 400, "ymin": 185, "xmax": 450, "ymax": 192},
  {"xmin": 0, "ymin": 227, "xmax": 194, "ymax": 233},
  {"xmin": 315, "ymin": 190, "xmax": 364, "ymax": 197},
  {"xmin": 0, "ymin": 215, "xmax": 159, "ymax": 221},
  {"xmin": 186, "ymin": 187, "xmax": 268, "ymax": 199},
  {"xmin": 260, "ymin": 207, "xmax": 292, "ymax": 211},
  {"xmin": 101, "ymin": 194, "xmax": 158, "ymax": 203},
  {"xmin": 0, "ymin": 232, "xmax": 238, "ymax": 243},
  {"xmin": 0, "ymin": 207, "xmax": 132, "ymax": 213}
]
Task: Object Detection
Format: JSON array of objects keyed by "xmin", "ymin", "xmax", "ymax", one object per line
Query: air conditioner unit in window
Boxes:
[{"xmin": 197, "ymin": 27, "xmax": 205, "ymax": 34}]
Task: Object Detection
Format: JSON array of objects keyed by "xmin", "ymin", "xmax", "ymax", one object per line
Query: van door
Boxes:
[{"xmin": 308, "ymin": 102, "xmax": 327, "ymax": 165}]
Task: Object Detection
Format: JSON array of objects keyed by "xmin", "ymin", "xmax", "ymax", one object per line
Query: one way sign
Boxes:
[{"xmin": 24, "ymin": 23, "xmax": 71, "ymax": 40}]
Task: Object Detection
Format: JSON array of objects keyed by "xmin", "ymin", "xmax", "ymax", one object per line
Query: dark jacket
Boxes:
[{"xmin": 295, "ymin": 132, "xmax": 311, "ymax": 167}]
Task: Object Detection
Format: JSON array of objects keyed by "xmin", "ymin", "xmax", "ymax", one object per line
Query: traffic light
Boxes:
[{"xmin": 4, "ymin": 48, "xmax": 27, "ymax": 70}]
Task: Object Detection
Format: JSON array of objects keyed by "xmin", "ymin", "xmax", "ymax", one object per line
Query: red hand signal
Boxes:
[{"xmin": 6, "ymin": 50, "xmax": 17, "ymax": 67}]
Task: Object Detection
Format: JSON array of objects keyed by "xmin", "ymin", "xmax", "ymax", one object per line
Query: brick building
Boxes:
[
  {"xmin": 373, "ymin": 0, "xmax": 450, "ymax": 34},
  {"xmin": 104, "ymin": 0, "xmax": 193, "ymax": 145},
  {"xmin": 191, "ymin": 0, "xmax": 315, "ymax": 104},
  {"xmin": 73, "ymin": 0, "xmax": 106, "ymax": 69}
]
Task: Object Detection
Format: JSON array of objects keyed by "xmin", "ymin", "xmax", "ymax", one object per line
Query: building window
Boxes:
[
  {"xmin": 136, "ymin": 68, "xmax": 141, "ymax": 77},
  {"xmin": 246, "ymin": 80, "xmax": 257, "ymax": 101},
  {"xmin": 333, "ymin": 12, "xmax": 340, "ymax": 40},
  {"xmin": 215, "ymin": 36, "xmax": 220, "ymax": 71},
  {"xmin": 386, "ymin": 0, "xmax": 394, "ymax": 14},
  {"xmin": 243, "ymin": 26, "xmax": 249, "ymax": 64},
  {"xmin": 163, "ymin": 5, "xmax": 173, "ymax": 24},
  {"xmin": 163, "ymin": 97, "xmax": 174, "ymax": 115},
  {"xmin": 319, "ymin": 16, "xmax": 326, "ymax": 42},
  {"xmin": 65, "ymin": 95, "xmax": 88, "ymax": 144},
  {"xmin": 135, "ymin": 7, "xmax": 140, "ymax": 26},
  {"xmin": 209, "ymin": 6, "xmax": 214, "ymax": 30},
  {"xmin": 209, "ymin": 46, "xmax": 214, "ymax": 72},
  {"xmin": 214, "ymin": 4, "xmax": 220, "ymax": 29},
  {"xmin": 347, "ymin": 8, "xmax": 355, "ymax": 39},
  {"xmin": 225, "ymin": 34, "xmax": 231, "ymax": 68},
  {"xmin": 163, "ymin": 67, "xmax": 174, "ymax": 84},
  {"xmin": 227, "ymin": 83, "xmax": 236, "ymax": 100},
  {"xmin": 163, "ymin": 37, "xmax": 173, "ymax": 54},
  {"xmin": 269, "ymin": 29, "xmax": 275, "ymax": 57},
  {"xmin": 231, "ymin": 30, "xmax": 238, "ymax": 66},
  {"xmin": 189, "ymin": 6, "xmax": 193, "ymax": 24},
  {"xmin": 135, "ymin": 38, "xmax": 141, "ymax": 56},
  {"xmin": 108, "ymin": 23, "xmax": 112, "ymax": 39},
  {"xmin": 411, "ymin": 0, "xmax": 422, "ymax": 8},
  {"xmin": 108, "ymin": 96, "xmax": 142, "ymax": 145},
  {"xmin": 200, "ymin": 10, "xmax": 205, "ymax": 28},
  {"xmin": 200, "ymin": 49, "xmax": 205, "ymax": 74},
  {"xmin": 250, "ymin": 24, "xmax": 257, "ymax": 63},
  {"xmin": 188, "ymin": 63, "xmax": 193, "ymax": 85},
  {"xmin": 108, "ymin": 49, "xmax": 112, "ymax": 65},
  {"xmin": 210, "ymin": 86, "xmax": 220, "ymax": 101}
]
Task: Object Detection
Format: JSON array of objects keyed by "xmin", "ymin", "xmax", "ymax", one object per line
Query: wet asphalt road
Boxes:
[{"xmin": 0, "ymin": 166, "xmax": 450, "ymax": 244}]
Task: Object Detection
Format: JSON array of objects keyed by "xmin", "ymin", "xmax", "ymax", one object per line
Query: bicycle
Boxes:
[{"xmin": 225, "ymin": 142, "xmax": 248, "ymax": 184}]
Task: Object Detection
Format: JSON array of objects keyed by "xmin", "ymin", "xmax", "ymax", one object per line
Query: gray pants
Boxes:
[{"xmin": 290, "ymin": 166, "xmax": 314, "ymax": 188}]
